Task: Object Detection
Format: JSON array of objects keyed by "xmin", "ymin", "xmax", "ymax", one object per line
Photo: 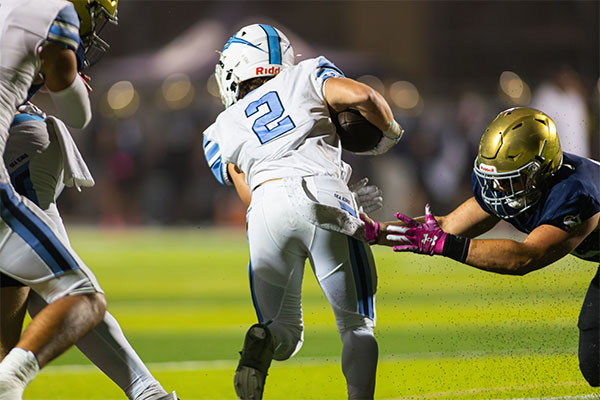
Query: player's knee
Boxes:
[
  {"xmin": 340, "ymin": 325, "xmax": 377, "ymax": 351},
  {"xmin": 270, "ymin": 323, "xmax": 303, "ymax": 361},
  {"xmin": 72, "ymin": 292, "xmax": 106, "ymax": 325},
  {"xmin": 88, "ymin": 293, "xmax": 107, "ymax": 321},
  {"xmin": 338, "ymin": 314, "xmax": 375, "ymax": 337}
]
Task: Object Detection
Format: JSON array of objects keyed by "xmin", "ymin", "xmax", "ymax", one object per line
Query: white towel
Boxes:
[{"xmin": 45, "ymin": 116, "xmax": 95, "ymax": 191}]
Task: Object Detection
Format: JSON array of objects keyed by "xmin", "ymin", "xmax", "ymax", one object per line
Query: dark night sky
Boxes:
[{"xmin": 98, "ymin": 1, "xmax": 599, "ymax": 94}]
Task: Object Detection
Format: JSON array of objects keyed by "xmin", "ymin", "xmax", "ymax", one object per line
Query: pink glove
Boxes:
[
  {"xmin": 386, "ymin": 204, "xmax": 447, "ymax": 254},
  {"xmin": 360, "ymin": 213, "xmax": 381, "ymax": 245}
]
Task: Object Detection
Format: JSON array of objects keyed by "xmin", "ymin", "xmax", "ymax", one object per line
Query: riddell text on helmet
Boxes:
[{"xmin": 256, "ymin": 66, "xmax": 281, "ymax": 75}]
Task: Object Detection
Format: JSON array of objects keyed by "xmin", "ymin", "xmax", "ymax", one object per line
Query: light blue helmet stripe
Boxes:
[
  {"xmin": 223, "ymin": 35, "xmax": 266, "ymax": 53},
  {"xmin": 259, "ymin": 24, "xmax": 282, "ymax": 65}
]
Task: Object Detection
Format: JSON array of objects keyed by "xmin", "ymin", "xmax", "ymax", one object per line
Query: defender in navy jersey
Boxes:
[
  {"xmin": 366, "ymin": 107, "xmax": 600, "ymax": 386},
  {"xmin": 205, "ymin": 24, "xmax": 403, "ymax": 399}
]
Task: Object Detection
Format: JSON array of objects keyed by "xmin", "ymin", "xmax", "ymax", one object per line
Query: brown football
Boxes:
[{"xmin": 331, "ymin": 108, "xmax": 383, "ymax": 152}]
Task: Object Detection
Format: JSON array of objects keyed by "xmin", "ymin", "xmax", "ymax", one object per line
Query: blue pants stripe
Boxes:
[
  {"xmin": 0, "ymin": 184, "xmax": 78, "ymax": 274},
  {"xmin": 347, "ymin": 237, "xmax": 374, "ymax": 319},
  {"xmin": 246, "ymin": 211, "xmax": 264, "ymax": 323}
]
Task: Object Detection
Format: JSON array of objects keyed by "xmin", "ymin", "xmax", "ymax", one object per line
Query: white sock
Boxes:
[
  {"xmin": 135, "ymin": 382, "xmax": 169, "ymax": 400},
  {"xmin": 0, "ymin": 348, "xmax": 39, "ymax": 392}
]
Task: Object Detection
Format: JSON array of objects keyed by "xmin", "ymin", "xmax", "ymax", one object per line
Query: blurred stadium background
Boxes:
[
  {"xmin": 29, "ymin": 0, "xmax": 599, "ymax": 227},
  {"xmin": 22, "ymin": 1, "xmax": 600, "ymax": 399}
]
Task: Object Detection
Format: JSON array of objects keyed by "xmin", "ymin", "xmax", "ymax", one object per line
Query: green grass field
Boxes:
[{"xmin": 23, "ymin": 227, "xmax": 600, "ymax": 400}]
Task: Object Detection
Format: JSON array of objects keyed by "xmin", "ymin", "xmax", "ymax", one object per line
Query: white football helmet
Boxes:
[{"xmin": 215, "ymin": 24, "xmax": 295, "ymax": 107}]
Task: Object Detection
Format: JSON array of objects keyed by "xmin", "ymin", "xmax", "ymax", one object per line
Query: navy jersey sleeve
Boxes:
[
  {"xmin": 539, "ymin": 178, "xmax": 600, "ymax": 231},
  {"xmin": 203, "ymin": 134, "xmax": 232, "ymax": 186},
  {"xmin": 46, "ymin": 4, "xmax": 81, "ymax": 52}
]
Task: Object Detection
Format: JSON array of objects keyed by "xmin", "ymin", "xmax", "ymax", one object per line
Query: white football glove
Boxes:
[
  {"xmin": 349, "ymin": 177, "xmax": 383, "ymax": 214},
  {"xmin": 355, "ymin": 120, "xmax": 404, "ymax": 156}
]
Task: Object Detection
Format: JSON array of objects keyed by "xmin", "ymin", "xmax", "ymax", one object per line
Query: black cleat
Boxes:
[{"xmin": 234, "ymin": 323, "xmax": 274, "ymax": 399}]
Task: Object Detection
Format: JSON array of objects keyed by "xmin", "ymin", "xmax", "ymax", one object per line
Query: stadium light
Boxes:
[
  {"xmin": 389, "ymin": 80, "xmax": 423, "ymax": 116},
  {"xmin": 206, "ymin": 74, "xmax": 220, "ymax": 98},
  {"xmin": 357, "ymin": 75, "xmax": 385, "ymax": 97},
  {"xmin": 105, "ymin": 80, "xmax": 139, "ymax": 118},
  {"xmin": 498, "ymin": 71, "xmax": 531, "ymax": 105},
  {"xmin": 161, "ymin": 73, "xmax": 194, "ymax": 110}
]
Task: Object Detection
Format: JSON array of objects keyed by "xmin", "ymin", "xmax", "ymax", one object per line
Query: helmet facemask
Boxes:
[
  {"xmin": 474, "ymin": 107, "xmax": 563, "ymax": 220},
  {"xmin": 72, "ymin": 0, "xmax": 118, "ymax": 68},
  {"xmin": 215, "ymin": 58, "xmax": 240, "ymax": 108},
  {"xmin": 474, "ymin": 157, "xmax": 544, "ymax": 218}
]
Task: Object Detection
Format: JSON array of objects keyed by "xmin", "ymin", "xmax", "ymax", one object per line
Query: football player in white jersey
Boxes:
[
  {"xmin": 1, "ymin": 103, "xmax": 180, "ymax": 400},
  {"xmin": 0, "ymin": 1, "xmax": 179, "ymax": 399},
  {"xmin": 0, "ymin": 1, "xmax": 180, "ymax": 399},
  {"xmin": 204, "ymin": 24, "xmax": 403, "ymax": 399}
]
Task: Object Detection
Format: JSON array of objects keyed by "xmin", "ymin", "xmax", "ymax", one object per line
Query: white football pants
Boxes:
[
  {"xmin": 247, "ymin": 176, "xmax": 378, "ymax": 399},
  {"xmin": 2, "ymin": 117, "xmax": 165, "ymax": 400},
  {"xmin": 0, "ymin": 117, "xmax": 100, "ymax": 302}
]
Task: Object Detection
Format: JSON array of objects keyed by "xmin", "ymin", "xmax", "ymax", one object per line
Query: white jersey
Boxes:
[
  {"xmin": 204, "ymin": 56, "xmax": 352, "ymax": 191},
  {"xmin": 0, "ymin": 0, "xmax": 74, "ymax": 151},
  {"xmin": 0, "ymin": 0, "xmax": 96, "ymax": 299}
]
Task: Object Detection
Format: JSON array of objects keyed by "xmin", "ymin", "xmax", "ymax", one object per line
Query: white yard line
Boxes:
[
  {"xmin": 41, "ymin": 349, "xmax": 574, "ymax": 374},
  {"xmin": 42, "ymin": 355, "xmax": 599, "ymax": 399}
]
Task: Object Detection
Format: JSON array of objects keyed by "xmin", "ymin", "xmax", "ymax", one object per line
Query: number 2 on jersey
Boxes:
[{"xmin": 245, "ymin": 91, "xmax": 295, "ymax": 144}]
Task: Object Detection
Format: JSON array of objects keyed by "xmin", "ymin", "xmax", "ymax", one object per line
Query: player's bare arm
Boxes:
[
  {"xmin": 38, "ymin": 43, "xmax": 78, "ymax": 91},
  {"xmin": 465, "ymin": 212, "xmax": 600, "ymax": 275},
  {"xmin": 435, "ymin": 197, "xmax": 499, "ymax": 238},
  {"xmin": 227, "ymin": 163, "xmax": 251, "ymax": 207},
  {"xmin": 324, "ymin": 77, "xmax": 403, "ymax": 155},
  {"xmin": 324, "ymin": 77, "xmax": 393, "ymax": 132},
  {"xmin": 378, "ymin": 201, "xmax": 599, "ymax": 276},
  {"xmin": 39, "ymin": 42, "xmax": 91, "ymax": 128}
]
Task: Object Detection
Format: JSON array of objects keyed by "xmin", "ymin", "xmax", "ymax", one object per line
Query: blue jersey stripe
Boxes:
[
  {"xmin": 11, "ymin": 113, "xmax": 44, "ymax": 127},
  {"xmin": 48, "ymin": 5, "xmax": 80, "ymax": 52},
  {"xmin": 203, "ymin": 136, "xmax": 220, "ymax": 165},
  {"xmin": 47, "ymin": 22, "xmax": 80, "ymax": 51},
  {"xmin": 210, "ymin": 156, "xmax": 226, "ymax": 186},
  {"xmin": 317, "ymin": 58, "xmax": 344, "ymax": 76},
  {"xmin": 259, "ymin": 24, "xmax": 282, "ymax": 65},
  {"xmin": 203, "ymin": 136, "xmax": 228, "ymax": 185},
  {"xmin": 56, "ymin": 4, "xmax": 80, "ymax": 28},
  {"xmin": 0, "ymin": 183, "xmax": 79, "ymax": 275},
  {"xmin": 316, "ymin": 67, "xmax": 343, "ymax": 80}
]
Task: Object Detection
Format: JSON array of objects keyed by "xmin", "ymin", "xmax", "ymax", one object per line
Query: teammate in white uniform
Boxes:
[
  {"xmin": 1, "ymin": 104, "xmax": 179, "ymax": 400},
  {"xmin": 0, "ymin": 1, "xmax": 177, "ymax": 399},
  {"xmin": 204, "ymin": 24, "xmax": 403, "ymax": 399}
]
